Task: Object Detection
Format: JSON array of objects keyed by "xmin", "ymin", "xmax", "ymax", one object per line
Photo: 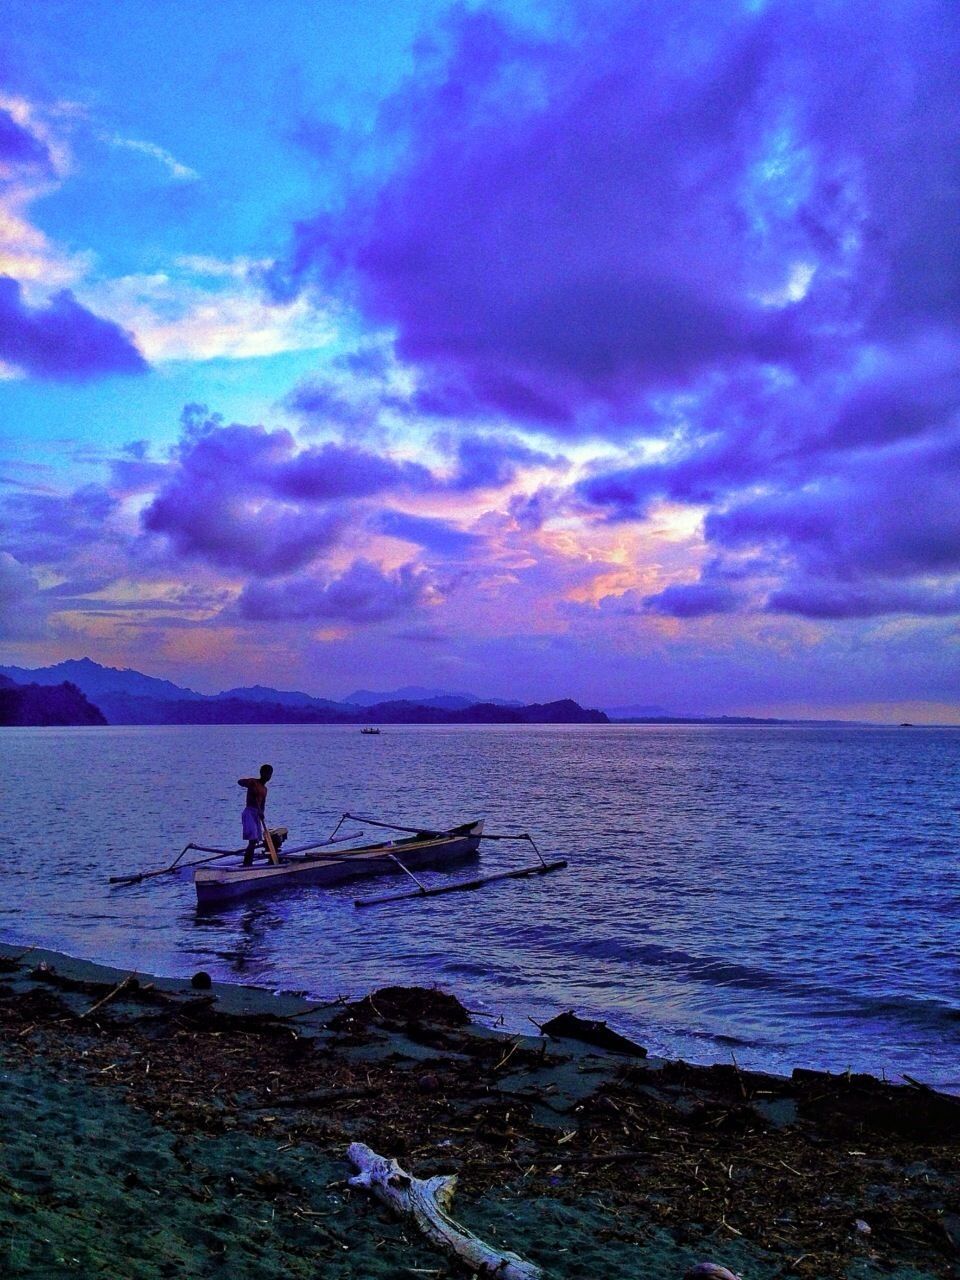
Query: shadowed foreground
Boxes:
[{"xmin": 1, "ymin": 944, "xmax": 957, "ymax": 1279}]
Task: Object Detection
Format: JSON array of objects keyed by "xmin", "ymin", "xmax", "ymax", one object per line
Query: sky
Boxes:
[{"xmin": 1, "ymin": 0, "xmax": 959, "ymax": 720}]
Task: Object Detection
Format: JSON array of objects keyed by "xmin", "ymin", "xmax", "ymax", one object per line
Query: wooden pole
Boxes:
[
  {"xmin": 261, "ymin": 821, "xmax": 280, "ymax": 866},
  {"xmin": 355, "ymin": 859, "xmax": 567, "ymax": 908},
  {"xmin": 109, "ymin": 846, "xmax": 245, "ymax": 885},
  {"xmin": 343, "ymin": 812, "xmax": 443, "ymax": 837},
  {"xmin": 387, "ymin": 851, "xmax": 428, "ymax": 892}
]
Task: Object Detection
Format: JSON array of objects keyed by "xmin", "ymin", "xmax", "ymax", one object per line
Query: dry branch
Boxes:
[{"xmin": 347, "ymin": 1142, "xmax": 542, "ymax": 1279}]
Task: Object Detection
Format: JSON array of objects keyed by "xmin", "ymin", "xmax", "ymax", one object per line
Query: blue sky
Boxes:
[{"xmin": 2, "ymin": 0, "xmax": 959, "ymax": 720}]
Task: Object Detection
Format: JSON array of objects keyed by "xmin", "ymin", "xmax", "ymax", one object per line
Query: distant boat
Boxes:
[{"xmin": 360, "ymin": 726, "xmax": 382, "ymax": 735}]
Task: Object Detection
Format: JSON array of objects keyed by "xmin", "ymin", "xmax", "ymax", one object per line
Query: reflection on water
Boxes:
[{"xmin": 2, "ymin": 722, "xmax": 960, "ymax": 1090}]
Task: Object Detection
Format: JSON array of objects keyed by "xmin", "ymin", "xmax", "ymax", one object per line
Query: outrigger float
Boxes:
[{"xmin": 109, "ymin": 813, "xmax": 567, "ymax": 910}]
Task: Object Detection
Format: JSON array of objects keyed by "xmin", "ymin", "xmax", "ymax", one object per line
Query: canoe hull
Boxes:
[{"xmin": 195, "ymin": 820, "xmax": 483, "ymax": 908}]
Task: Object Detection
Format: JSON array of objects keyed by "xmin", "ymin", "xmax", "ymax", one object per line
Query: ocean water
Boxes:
[{"xmin": 2, "ymin": 722, "xmax": 959, "ymax": 1091}]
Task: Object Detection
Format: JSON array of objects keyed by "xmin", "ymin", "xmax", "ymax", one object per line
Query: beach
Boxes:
[{"xmin": 2, "ymin": 942, "xmax": 957, "ymax": 1279}]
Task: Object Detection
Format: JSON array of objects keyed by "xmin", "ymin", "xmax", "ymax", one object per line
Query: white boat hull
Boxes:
[{"xmin": 195, "ymin": 821, "xmax": 483, "ymax": 908}]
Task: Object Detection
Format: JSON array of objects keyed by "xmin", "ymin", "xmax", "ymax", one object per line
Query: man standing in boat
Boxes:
[{"xmin": 239, "ymin": 764, "xmax": 273, "ymax": 866}]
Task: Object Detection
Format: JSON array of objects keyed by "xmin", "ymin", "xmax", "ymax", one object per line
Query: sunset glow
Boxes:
[{"xmin": 2, "ymin": 0, "xmax": 959, "ymax": 720}]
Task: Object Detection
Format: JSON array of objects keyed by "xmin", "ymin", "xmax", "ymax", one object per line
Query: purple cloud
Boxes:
[
  {"xmin": 144, "ymin": 493, "xmax": 345, "ymax": 577},
  {"xmin": 275, "ymin": 442, "xmax": 433, "ymax": 501},
  {"xmin": 507, "ymin": 486, "xmax": 567, "ymax": 531},
  {"xmin": 3, "ymin": 484, "xmax": 121, "ymax": 565},
  {"xmin": 706, "ymin": 435, "xmax": 960, "ymax": 580},
  {"xmin": 235, "ymin": 560, "xmax": 432, "ymax": 623},
  {"xmin": 377, "ymin": 509, "xmax": 480, "ymax": 555},
  {"xmin": 266, "ymin": 1, "xmax": 960, "ymax": 634},
  {"xmin": 643, "ymin": 582, "xmax": 742, "ymax": 618},
  {"xmin": 0, "ymin": 276, "xmax": 147, "ymax": 380},
  {"xmin": 141, "ymin": 419, "xmax": 346, "ymax": 574},
  {"xmin": 110, "ymin": 456, "xmax": 171, "ymax": 495},
  {"xmin": 0, "ymin": 107, "xmax": 50, "ymax": 168},
  {"xmin": 277, "ymin": 3, "xmax": 960, "ymax": 427},
  {"xmin": 768, "ymin": 582, "xmax": 960, "ymax": 620},
  {"xmin": 443, "ymin": 432, "xmax": 559, "ymax": 491},
  {"xmin": 283, "ymin": 377, "xmax": 382, "ymax": 430},
  {"xmin": 140, "ymin": 413, "xmax": 449, "ymax": 576},
  {"xmin": 0, "ymin": 552, "xmax": 46, "ymax": 638}
]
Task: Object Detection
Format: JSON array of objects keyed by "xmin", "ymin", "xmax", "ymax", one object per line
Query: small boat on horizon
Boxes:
[{"xmin": 360, "ymin": 726, "xmax": 382, "ymax": 734}]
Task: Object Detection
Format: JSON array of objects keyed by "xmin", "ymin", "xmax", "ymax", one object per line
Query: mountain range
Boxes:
[
  {"xmin": 343, "ymin": 685, "xmax": 521, "ymax": 710},
  {"xmin": 0, "ymin": 659, "xmax": 607, "ymax": 726}
]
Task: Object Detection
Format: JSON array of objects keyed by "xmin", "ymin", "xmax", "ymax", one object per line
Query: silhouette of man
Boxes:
[{"xmin": 238, "ymin": 764, "xmax": 273, "ymax": 866}]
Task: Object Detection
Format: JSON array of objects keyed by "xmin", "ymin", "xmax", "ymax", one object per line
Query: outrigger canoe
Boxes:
[{"xmin": 194, "ymin": 820, "xmax": 484, "ymax": 908}]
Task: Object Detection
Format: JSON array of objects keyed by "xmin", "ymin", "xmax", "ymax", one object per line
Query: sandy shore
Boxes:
[{"xmin": 1, "ymin": 942, "xmax": 958, "ymax": 1279}]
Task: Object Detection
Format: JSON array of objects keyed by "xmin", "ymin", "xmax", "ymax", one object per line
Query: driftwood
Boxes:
[
  {"xmin": 79, "ymin": 974, "xmax": 137, "ymax": 1019},
  {"xmin": 347, "ymin": 1142, "xmax": 542, "ymax": 1279}
]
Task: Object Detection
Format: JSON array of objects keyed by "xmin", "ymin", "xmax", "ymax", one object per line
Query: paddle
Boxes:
[{"xmin": 261, "ymin": 818, "xmax": 280, "ymax": 866}]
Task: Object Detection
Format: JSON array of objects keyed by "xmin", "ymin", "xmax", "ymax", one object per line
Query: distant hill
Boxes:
[
  {"xmin": 91, "ymin": 694, "xmax": 346, "ymax": 725},
  {"xmin": 87, "ymin": 692, "xmax": 608, "ymax": 726},
  {"xmin": 458, "ymin": 698, "xmax": 608, "ymax": 725},
  {"xmin": 344, "ymin": 684, "xmax": 521, "ymax": 710},
  {"xmin": 0, "ymin": 658, "xmax": 607, "ymax": 726},
  {"xmin": 0, "ymin": 675, "xmax": 107, "ymax": 726},
  {"xmin": 214, "ymin": 685, "xmax": 342, "ymax": 710},
  {"xmin": 0, "ymin": 657, "xmax": 203, "ymax": 702}
]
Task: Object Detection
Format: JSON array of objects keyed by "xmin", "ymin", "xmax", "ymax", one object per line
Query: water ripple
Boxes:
[{"xmin": 2, "ymin": 722, "xmax": 959, "ymax": 1090}]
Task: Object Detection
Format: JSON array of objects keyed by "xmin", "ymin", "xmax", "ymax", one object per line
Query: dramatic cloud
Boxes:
[
  {"xmin": 0, "ymin": 276, "xmax": 147, "ymax": 380},
  {"xmin": 707, "ymin": 435, "xmax": 960, "ymax": 581},
  {"xmin": 142, "ymin": 420, "xmax": 345, "ymax": 576},
  {"xmin": 141, "ymin": 412, "xmax": 448, "ymax": 576},
  {"xmin": 767, "ymin": 582, "xmax": 960, "ymax": 620},
  {"xmin": 270, "ymin": 0, "xmax": 960, "ymax": 634},
  {"xmin": 235, "ymin": 559, "xmax": 433, "ymax": 624},
  {"xmin": 280, "ymin": 3, "xmax": 957, "ymax": 423}
]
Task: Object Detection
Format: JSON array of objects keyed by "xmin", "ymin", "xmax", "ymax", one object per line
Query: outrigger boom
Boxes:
[
  {"xmin": 354, "ymin": 858, "xmax": 568, "ymax": 908},
  {"xmin": 334, "ymin": 812, "xmax": 568, "ymax": 908}
]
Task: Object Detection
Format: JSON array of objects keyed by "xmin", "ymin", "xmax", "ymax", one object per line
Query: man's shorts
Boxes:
[{"xmin": 242, "ymin": 806, "xmax": 263, "ymax": 842}]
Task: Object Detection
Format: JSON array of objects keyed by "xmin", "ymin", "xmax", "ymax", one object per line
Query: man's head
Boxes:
[{"xmin": 259, "ymin": 764, "xmax": 274, "ymax": 781}]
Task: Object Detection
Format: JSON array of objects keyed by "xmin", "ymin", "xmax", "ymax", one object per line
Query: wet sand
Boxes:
[{"xmin": 1, "ymin": 941, "xmax": 958, "ymax": 1279}]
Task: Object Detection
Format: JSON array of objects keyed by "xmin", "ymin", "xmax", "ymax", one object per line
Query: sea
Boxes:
[{"xmin": 2, "ymin": 722, "xmax": 959, "ymax": 1092}]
